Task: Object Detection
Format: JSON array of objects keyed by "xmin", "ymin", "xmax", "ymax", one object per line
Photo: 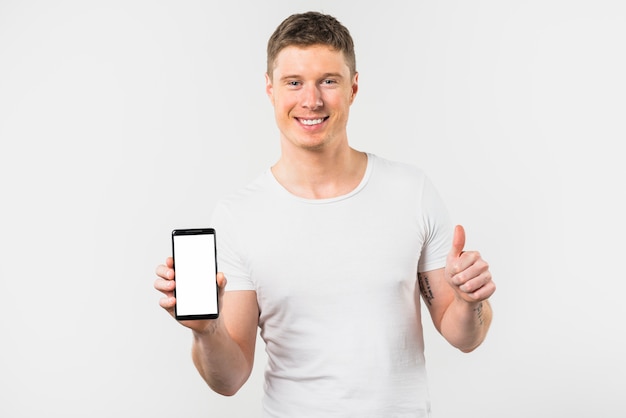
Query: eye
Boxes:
[
  {"xmin": 287, "ymin": 81, "xmax": 301, "ymax": 87},
  {"xmin": 322, "ymin": 79, "xmax": 337, "ymax": 85}
]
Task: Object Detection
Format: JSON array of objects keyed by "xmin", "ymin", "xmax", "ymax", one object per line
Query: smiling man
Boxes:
[
  {"xmin": 155, "ymin": 11, "xmax": 495, "ymax": 417},
  {"xmin": 267, "ymin": 41, "xmax": 364, "ymax": 199}
]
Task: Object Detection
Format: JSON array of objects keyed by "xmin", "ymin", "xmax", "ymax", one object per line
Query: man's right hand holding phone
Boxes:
[
  {"xmin": 154, "ymin": 258, "xmax": 258, "ymax": 395},
  {"xmin": 153, "ymin": 257, "xmax": 227, "ymax": 334}
]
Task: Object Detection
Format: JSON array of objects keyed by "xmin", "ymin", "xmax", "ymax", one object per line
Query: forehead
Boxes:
[{"xmin": 272, "ymin": 44, "xmax": 350, "ymax": 77}]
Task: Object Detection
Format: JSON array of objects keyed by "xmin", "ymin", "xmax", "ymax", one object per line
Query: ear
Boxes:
[
  {"xmin": 349, "ymin": 72, "xmax": 359, "ymax": 104},
  {"xmin": 265, "ymin": 73, "xmax": 275, "ymax": 105}
]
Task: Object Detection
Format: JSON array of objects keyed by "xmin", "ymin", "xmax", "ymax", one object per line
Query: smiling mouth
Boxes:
[{"xmin": 298, "ymin": 117, "xmax": 328, "ymax": 126}]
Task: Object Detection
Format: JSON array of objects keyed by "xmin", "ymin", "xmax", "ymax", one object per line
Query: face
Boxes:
[{"xmin": 266, "ymin": 45, "xmax": 358, "ymax": 152}]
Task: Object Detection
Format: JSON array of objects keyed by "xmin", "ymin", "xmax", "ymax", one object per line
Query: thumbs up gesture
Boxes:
[{"xmin": 445, "ymin": 225, "xmax": 496, "ymax": 303}]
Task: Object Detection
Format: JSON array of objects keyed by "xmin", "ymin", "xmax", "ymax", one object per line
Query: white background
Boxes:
[{"xmin": 1, "ymin": 1, "xmax": 625, "ymax": 417}]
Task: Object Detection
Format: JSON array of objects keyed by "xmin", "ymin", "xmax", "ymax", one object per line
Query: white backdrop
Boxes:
[{"xmin": 1, "ymin": 1, "xmax": 625, "ymax": 417}]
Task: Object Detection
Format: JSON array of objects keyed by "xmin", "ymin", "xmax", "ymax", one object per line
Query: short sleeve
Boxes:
[
  {"xmin": 417, "ymin": 175, "xmax": 453, "ymax": 272},
  {"xmin": 210, "ymin": 200, "xmax": 256, "ymax": 292}
]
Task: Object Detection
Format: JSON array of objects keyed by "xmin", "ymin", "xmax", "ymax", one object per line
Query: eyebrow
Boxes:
[{"xmin": 279, "ymin": 72, "xmax": 345, "ymax": 82}]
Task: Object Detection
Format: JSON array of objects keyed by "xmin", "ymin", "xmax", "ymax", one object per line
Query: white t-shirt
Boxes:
[{"xmin": 210, "ymin": 154, "xmax": 453, "ymax": 417}]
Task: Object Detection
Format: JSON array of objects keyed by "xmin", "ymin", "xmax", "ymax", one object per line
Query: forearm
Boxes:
[
  {"xmin": 440, "ymin": 298, "xmax": 492, "ymax": 353},
  {"xmin": 191, "ymin": 324, "xmax": 253, "ymax": 396}
]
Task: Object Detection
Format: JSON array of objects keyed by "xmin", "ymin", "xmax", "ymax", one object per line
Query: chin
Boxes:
[{"xmin": 284, "ymin": 134, "xmax": 330, "ymax": 152}]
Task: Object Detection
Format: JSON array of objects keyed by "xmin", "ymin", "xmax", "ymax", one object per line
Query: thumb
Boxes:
[{"xmin": 449, "ymin": 224, "xmax": 466, "ymax": 258}]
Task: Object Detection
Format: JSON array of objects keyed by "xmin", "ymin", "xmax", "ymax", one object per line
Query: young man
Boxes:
[{"xmin": 155, "ymin": 11, "xmax": 495, "ymax": 417}]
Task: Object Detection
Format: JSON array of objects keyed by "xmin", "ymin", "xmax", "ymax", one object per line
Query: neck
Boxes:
[{"xmin": 272, "ymin": 146, "xmax": 367, "ymax": 199}]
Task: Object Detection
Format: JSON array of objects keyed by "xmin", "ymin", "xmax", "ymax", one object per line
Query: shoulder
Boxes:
[
  {"xmin": 370, "ymin": 153, "xmax": 426, "ymax": 178},
  {"xmin": 215, "ymin": 169, "xmax": 276, "ymax": 211},
  {"xmin": 368, "ymin": 153, "xmax": 430, "ymax": 191},
  {"xmin": 208, "ymin": 170, "xmax": 275, "ymax": 230}
]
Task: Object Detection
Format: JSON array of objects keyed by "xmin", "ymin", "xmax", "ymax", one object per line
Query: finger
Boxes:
[
  {"xmin": 459, "ymin": 270, "xmax": 492, "ymax": 293},
  {"xmin": 449, "ymin": 225, "xmax": 466, "ymax": 258},
  {"xmin": 154, "ymin": 277, "xmax": 175, "ymax": 293},
  {"xmin": 464, "ymin": 279, "xmax": 496, "ymax": 302},
  {"xmin": 449, "ymin": 253, "xmax": 487, "ymax": 286},
  {"xmin": 155, "ymin": 263, "xmax": 174, "ymax": 280},
  {"xmin": 216, "ymin": 272, "xmax": 227, "ymax": 302},
  {"xmin": 216, "ymin": 272, "xmax": 227, "ymax": 289},
  {"xmin": 159, "ymin": 295, "xmax": 176, "ymax": 310}
]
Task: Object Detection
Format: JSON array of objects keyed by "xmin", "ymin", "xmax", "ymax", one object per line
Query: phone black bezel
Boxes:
[{"xmin": 171, "ymin": 228, "xmax": 219, "ymax": 320}]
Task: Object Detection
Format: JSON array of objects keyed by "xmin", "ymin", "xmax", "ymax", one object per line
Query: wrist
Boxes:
[{"xmin": 191, "ymin": 318, "xmax": 223, "ymax": 340}]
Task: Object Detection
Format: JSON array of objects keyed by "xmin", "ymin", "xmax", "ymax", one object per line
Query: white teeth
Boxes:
[{"xmin": 300, "ymin": 118, "xmax": 324, "ymax": 126}]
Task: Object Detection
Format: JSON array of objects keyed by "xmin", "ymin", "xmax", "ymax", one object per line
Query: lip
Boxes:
[{"xmin": 295, "ymin": 116, "xmax": 329, "ymax": 129}]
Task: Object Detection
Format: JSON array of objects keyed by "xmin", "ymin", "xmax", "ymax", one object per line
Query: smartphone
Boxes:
[{"xmin": 171, "ymin": 228, "xmax": 219, "ymax": 320}]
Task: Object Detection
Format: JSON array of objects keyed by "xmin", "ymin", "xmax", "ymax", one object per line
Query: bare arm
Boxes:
[
  {"xmin": 419, "ymin": 225, "xmax": 495, "ymax": 352},
  {"xmin": 191, "ymin": 289, "xmax": 258, "ymax": 395},
  {"xmin": 155, "ymin": 258, "xmax": 259, "ymax": 395}
]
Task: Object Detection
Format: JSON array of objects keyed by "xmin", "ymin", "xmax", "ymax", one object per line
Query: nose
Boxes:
[{"xmin": 300, "ymin": 84, "xmax": 323, "ymax": 110}]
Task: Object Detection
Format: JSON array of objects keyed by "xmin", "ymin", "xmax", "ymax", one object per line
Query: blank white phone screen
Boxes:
[{"xmin": 174, "ymin": 233, "xmax": 218, "ymax": 316}]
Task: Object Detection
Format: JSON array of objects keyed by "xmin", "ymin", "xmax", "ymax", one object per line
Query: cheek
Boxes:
[
  {"xmin": 272, "ymin": 98, "xmax": 294, "ymax": 121},
  {"xmin": 277, "ymin": 96, "xmax": 299, "ymax": 114}
]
